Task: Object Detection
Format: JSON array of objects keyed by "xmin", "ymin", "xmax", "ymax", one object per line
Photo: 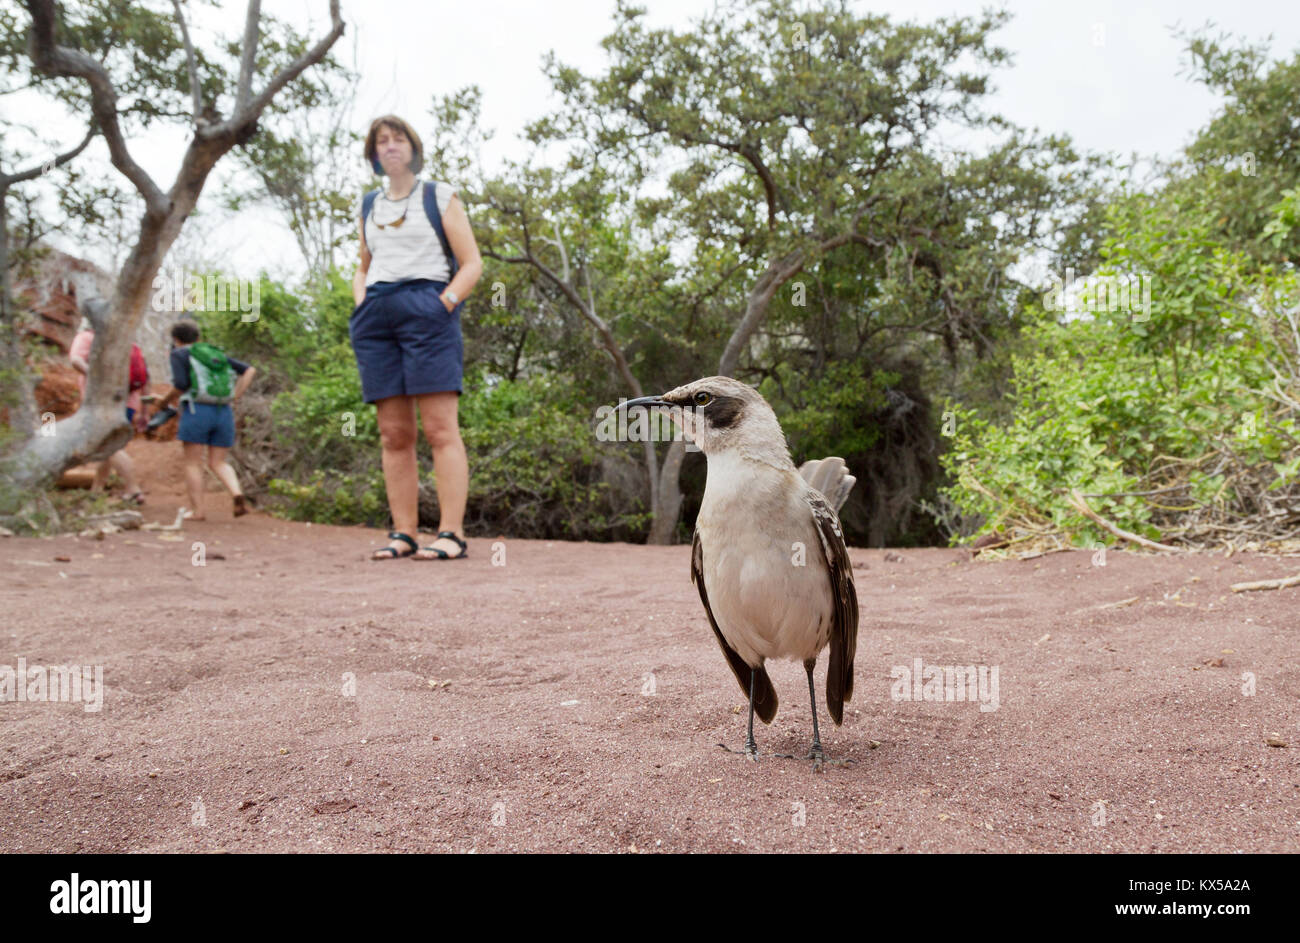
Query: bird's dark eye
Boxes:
[{"xmin": 693, "ymin": 391, "xmax": 713, "ymax": 406}]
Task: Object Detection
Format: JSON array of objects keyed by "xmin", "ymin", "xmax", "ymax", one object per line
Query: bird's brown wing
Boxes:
[
  {"xmin": 807, "ymin": 491, "xmax": 859, "ymax": 725},
  {"xmin": 691, "ymin": 528, "xmax": 778, "ymax": 724}
]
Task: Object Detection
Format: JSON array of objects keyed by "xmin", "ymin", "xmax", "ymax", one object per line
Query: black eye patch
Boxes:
[{"xmin": 706, "ymin": 395, "xmax": 742, "ymax": 429}]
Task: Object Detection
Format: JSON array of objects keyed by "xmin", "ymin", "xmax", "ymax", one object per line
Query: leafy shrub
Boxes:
[{"xmin": 940, "ymin": 191, "xmax": 1300, "ymax": 546}]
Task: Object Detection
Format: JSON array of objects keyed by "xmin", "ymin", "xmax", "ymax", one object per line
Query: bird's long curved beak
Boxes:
[{"xmin": 618, "ymin": 395, "xmax": 671, "ymax": 410}]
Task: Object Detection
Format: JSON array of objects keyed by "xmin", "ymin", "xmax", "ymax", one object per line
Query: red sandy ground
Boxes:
[{"xmin": 1, "ymin": 439, "xmax": 1298, "ymax": 853}]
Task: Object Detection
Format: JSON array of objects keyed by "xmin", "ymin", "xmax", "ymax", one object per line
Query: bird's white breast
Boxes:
[{"xmin": 696, "ymin": 452, "xmax": 833, "ymax": 665}]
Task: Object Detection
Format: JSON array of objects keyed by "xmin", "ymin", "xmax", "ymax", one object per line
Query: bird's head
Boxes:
[{"xmin": 618, "ymin": 376, "xmax": 792, "ymax": 465}]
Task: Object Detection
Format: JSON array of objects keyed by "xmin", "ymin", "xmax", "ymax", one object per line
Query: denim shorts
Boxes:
[
  {"xmin": 177, "ymin": 402, "xmax": 235, "ymax": 448},
  {"xmin": 349, "ymin": 279, "xmax": 463, "ymax": 404}
]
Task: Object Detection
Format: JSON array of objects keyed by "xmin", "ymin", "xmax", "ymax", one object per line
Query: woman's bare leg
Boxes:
[
  {"xmin": 206, "ymin": 446, "xmax": 243, "ymax": 496},
  {"xmin": 182, "ymin": 442, "xmax": 207, "ymax": 519},
  {"xmin": 110, "ymin": 450, "xmax": 141, "ymax": 495},
  {"xmin": 375, "ymin": 395, "xmax": 420, "ymax": 555},
  {"xmin": 413, "ymin": 391, "xmax": 468, "ymax": 558}
]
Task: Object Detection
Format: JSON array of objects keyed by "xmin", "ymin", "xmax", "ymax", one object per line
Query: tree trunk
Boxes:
[
  {"xmin": 648, "ymin": 438, "xmax": 685, "ymax": 544},
  {"xmin": 643, "ymin": 250, "xmax": 806, "ymax": 544},
  {"xmin": 1, "ymin": 124, "xmax": 95, "ymax": 459},
  {"xmin": 6, "ymin": 0, "xmax": 344, "ymax": 513},
  {"xmin": 0, "ymin": 194, "xmax": 41, "ymax": 453},
  {"xmin": 0, "ymin": 139, "xmax": 224, "ymax": 501}
]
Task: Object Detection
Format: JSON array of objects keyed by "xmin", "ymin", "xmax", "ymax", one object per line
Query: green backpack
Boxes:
[{"xmin": 184, "ymin": 342, "xmax": 234, "ymax": 405}]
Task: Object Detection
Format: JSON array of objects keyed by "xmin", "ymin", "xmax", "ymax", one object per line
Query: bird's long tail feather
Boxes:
[{"xmin": 798, "ymin": 456, "xmax": 856, "ymax": 513}]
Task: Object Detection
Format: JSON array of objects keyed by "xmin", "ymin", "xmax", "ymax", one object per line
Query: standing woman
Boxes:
[{"xmin": 352, "ymin": 115, "xmax": 483, "ymax": 560}]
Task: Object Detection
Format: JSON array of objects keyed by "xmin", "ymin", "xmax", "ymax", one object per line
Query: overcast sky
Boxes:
[{"xmin": 12, "ymin": 0, "xmax": 1300, "ymax": 280}]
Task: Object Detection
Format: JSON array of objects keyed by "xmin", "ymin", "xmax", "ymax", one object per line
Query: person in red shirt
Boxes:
[{"xmin": 68, "ymin": 322, "xmax": 146, "ymax": 504}]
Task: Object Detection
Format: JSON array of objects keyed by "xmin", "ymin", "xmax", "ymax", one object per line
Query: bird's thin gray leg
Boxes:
[
  {"xmin": 806, "ymin": 660, "xmax": 823, "ymax": 758},
  {"xmin": 744, "ymin": 668, "xmax": 758, "ymax": 757},
  {"xmin": 717, "ymin": 668, "xmax": 761, "ymax": 760},
  {"xmin": 805, "ymin": 659, "xmax": 853, "ymax": 771}
]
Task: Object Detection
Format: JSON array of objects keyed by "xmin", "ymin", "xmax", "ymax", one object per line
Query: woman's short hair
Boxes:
[
  {"xmin": 172, "ymin": 320, "xmax": 201, "ymax": 344},
  {"xmin": 365, "ymin": 115, "xmax": 423, "ymax": 176}
]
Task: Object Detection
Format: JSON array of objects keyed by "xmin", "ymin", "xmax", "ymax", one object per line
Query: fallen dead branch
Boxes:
[
  {"xmin": 1099, "ymin": 596, "xmax": 1140, "ymax": 609},
  {"xmin": 1230, "ymin": 573, "xmax": 1300, "ymax": 593},
  {"xmin": 141, "ymin": 508, "xmax": 187, "ymax": 532},
  {"xmin": 1068, "ymin": 489, "xmax": 1184, "ymax": 553}
]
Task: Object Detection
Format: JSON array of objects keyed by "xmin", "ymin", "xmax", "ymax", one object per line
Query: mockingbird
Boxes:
[{"xmin": 620, "ymin": 376, "xmax": 859, "ymax": 769}]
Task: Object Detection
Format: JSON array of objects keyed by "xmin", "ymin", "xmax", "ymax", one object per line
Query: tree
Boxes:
[
  {"xmin": 421, "ymin": 86, "xmax": 699, "ymax": 541},
  {"xmin": 1175, "ymin": 27, "xmax": 1300, "ymax": 266},
  {"xmin": 0, "ymin": 119, "xmax": 97, "ymax": 438},
  {"xmin": 527, "ymin": 0, "xmax": 1104, "ymax": 542},
  {"xmin": 0, "ymin": 0, "xmax": 345, "ymax": 507},
  {"xmin": 224, "ymin": 35, "xmax": 365, "ymax": 284},
  {"xmin": 476, "ymin": 154, "xmax": 688, "ymax": 541}
]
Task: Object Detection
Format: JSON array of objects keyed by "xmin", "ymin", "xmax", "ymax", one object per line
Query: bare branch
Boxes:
[
  {"xmin": 538, "ymin": 224, "xmax": 570, "ymax": 282},
  {"xmin": 581, "ymin": 262, "xmax": 596, "ymax": 318},
  {"xmin": 1068, "ymin": 489, "xmax": 1184, "ymax": 553},
  {"xmin": 226, "ymin": 0, "xmax": 344, "ymax": 131},
  {"xmin": 24, "ymin": 0, "xmax": 166, "ymax": 212},
  {"xmin": 736, "ymin": 143, "xmax": 781, "ymax": 231},
  {"xmin": 0, "ymin": 121, "xmax": 96, "ymax": 187},
  {"xmin": 234, "ymin": 0, "xmax": 262, "ymax": 116},
  {"xmin": 487, "ymin": 244, "xmax": 642, "ymax": 398},
  {"xmin": 481, "ymin": 250, "xmax": 531, "ymax": 265},
  {"xmin": 622, "ymin": 100, "xmax": 786, "ymax": 229},
  {"xmin": 171, "ymin": 0, "xmax": 204, "ymax": 123}
]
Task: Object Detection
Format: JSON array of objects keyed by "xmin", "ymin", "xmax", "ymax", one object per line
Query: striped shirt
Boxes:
[{"xmin": 362, "ymin": 179, "xmax": 456, "ymax": 287}]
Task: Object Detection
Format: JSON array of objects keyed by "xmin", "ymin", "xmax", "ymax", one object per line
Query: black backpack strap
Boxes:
[
  {"xmin": 422, "ymin": 181, "xmax": 459, "ymax": 279},
  {"xmin": 360, "ymin": 189, "xmax": 379, "ymax": 251}
]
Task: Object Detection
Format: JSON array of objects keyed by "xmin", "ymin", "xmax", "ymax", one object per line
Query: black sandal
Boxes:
[
  {"xmin": 371, "ymin": 531, "xmax": 418, "ymax": 560},
  {"xmin": 417, "ymin": 530, "xmax": 468, "ymax": 560}
]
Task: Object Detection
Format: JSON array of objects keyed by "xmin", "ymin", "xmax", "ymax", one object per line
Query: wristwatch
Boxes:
[{"xmin": 443, "ymin": 289, "xmax": 460, "ymax": 307}]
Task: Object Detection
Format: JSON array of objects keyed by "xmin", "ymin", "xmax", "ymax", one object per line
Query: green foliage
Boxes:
[
  {"xmin": 762, "ymin": 361, "xmax": 891, "ymax": 460},
  {"xmin": 541, "ymin": 0, "xmax": 1105, "ymax": 369},
  {"xmin": 194, "ymin": 268, "xmax": 353, "ymax": 392},
  {"xmin": 1260, "ymin": 187, "xmax": 1300, "ymax": 253},
  {"xmin": 1176, "ymin": 27, "xmax": 1300, "ymax": 265},
  {"xmin": 941, "ymin": 241, "xmax": 1299, "ymax": 544},
  {"xmin": 459, "ymin": 370, "xmax": 648, "ymax": 537},
  {"xmin": 937, "ymin": 27, "xmax": 1300, "ymax": 547},
  {"xmin": 1, "ymin": 1, "xmax": 346, "ymax": 125},
  {"xmin": 268, "ymin": 469, "xmax": 387, "ymax": 526},
  {"xmin": 250, "ymin": 271, "xmax": 647, "ymax": 537},
  {"xmin": 506, "ymin": 0, "xmax": 1111, "ymax": 543},
  {"xmin": 266, "ymin": 366, "xmax": 650, "ymax": 537},
  {"xmin": 0, "ymin": 485, "xmax": 120, "ymax": 536},
  {"xmin": 258, "ymin": 272, "xmax": 379, "ymax": 523}
]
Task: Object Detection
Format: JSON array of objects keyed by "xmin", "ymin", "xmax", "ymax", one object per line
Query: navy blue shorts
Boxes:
[
  {"xmin": 349, "ymin": 279, "xmax": 463, "ymax": 404},
  {"xmin": 177, "ymin": 402, "xmax": 235, "ymax": 448}
]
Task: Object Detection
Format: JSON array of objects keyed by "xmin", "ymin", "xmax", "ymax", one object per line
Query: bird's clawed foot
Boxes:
[
  {"xmin": 807, "ymin": 745, "xmax": 856, "ymax": 772},
  {"xmin": 717, "ymin": 740, "xmax": 761, "ymax": 762}
]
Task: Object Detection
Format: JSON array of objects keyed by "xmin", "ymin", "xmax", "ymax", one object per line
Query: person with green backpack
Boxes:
[{"xmin": 156, "ymin": 319, "xmax": 257, "ymax": 520}]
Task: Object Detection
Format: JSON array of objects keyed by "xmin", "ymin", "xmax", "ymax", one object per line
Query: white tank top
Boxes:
[{"xmin": 362, "ymin": 179, "xmax": 456, "ymax": 286}]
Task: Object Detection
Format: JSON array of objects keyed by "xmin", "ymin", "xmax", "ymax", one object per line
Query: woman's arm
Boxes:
[
  {"xmin": 438, "ymin": 194, "xmax": 483, "ymax": 309},
  {"xmin": 232, "ymin": 366, "xmax": 257, "ymax": 401},
  {"xmin": 69, "ymin": 331, "xmax": 93, "ymax": 374},
  {"xmin": 353, "ymin": 218, "xmax": 372, "ymax": 305}
]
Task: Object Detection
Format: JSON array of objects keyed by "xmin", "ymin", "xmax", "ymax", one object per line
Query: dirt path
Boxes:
[{"xmin": 2, "ymin": 443, "xmax": 1298, "ymax": 852}]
